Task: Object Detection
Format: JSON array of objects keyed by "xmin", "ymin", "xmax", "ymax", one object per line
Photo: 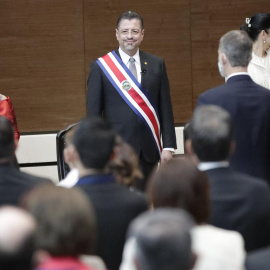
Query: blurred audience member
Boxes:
[
  {"xmin": 0, "ymin": 94, "xmax": 20, "ymax": 141},
  {"xmin": 0, "ymin": 206, "xmax": 36, "ymax": 270},
  {"xmin": 121, "ymin": 208, "xmax": 195, "ymax": 270},
  {"xmin": 147, "ymin": 158, "xmax": 246, "ymax": 270},
  {"xmin": 58, "ymin": 126, "xmax": 142, "ymax": 190},
  {"xmin": 246, "ymin": 246, "xmax": 270, "ymax": 270},
  {"xmin": 240, "ymin": 13, "xmax": 270, "ymax": 89},
  {"xmin": 24, "ymin": 185, "xmax": 102, "ymax": 270},
  {"xmin": 109, "ymin": 141, "xmax": 143, "ymax": 188},
  {"xmin": 185, "ymin": 105, "xmax": 270, "ymax": 252},
  {"xmin": 71, "ymin": 116, "xmax": 147, "ymax": 270},
  {"xmin": 0, "ymin": 115, "xmax": 51, "ymax": 206},
  {"xmin": 57, "ymin": 125, "xmax": 79, "ymax": 188}
]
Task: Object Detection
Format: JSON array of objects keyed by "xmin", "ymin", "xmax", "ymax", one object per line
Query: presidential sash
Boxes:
[{"xmin": 96, "ymin": 51, "xmax": 162, "ymax": 157}]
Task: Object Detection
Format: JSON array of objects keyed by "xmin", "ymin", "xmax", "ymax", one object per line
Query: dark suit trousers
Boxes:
[{"xmin": 137, "ymin": 152, "xmax": 157, "ymax": 191}]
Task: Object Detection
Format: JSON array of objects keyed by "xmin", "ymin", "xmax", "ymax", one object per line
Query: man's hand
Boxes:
[{"xmin": 161, "ymin": 149, "xmax": 173, "ymax": 163}]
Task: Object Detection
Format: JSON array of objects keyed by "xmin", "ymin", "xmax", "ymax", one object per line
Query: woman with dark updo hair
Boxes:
[{"xmin": 240, "ymin": 13, "xmax": 270, "ymax": 89}]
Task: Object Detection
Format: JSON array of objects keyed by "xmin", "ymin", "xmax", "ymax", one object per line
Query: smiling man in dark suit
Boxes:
[
  {"xmin": 86, "ymin": 11, "xmax": 176, "ymax": 190},
  {"xmin": 196, "ymin": 30, "xmax": 270, "ymax": 184}
]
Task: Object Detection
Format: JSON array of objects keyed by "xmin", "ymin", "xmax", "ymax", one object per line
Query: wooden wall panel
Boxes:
[
  {"xmin": 0, "ymin": 1, "xmax": 268, "ymax": 132},
  {"xmin": 0, "ymin": 0, "xmax": 86, "ymax": 132}
]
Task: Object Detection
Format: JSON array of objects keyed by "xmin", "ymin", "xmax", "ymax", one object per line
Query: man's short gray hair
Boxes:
[
  {"xmin": 128, "ymin": 209, "xmax": 194, "ymax": 270},
  {"xmin": 219, "ymin": 30, "xmax": 252, "ymax": 67}
]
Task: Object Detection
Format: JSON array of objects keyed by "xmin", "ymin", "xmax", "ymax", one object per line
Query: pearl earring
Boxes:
[{"xmin": 264, "ymin": 40, "xmax": 266, "ymax": 43}]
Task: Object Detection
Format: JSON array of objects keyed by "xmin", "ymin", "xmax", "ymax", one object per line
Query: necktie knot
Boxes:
[{"xmin": 129, "ymin": 57, "xmax": 135, "ymax": 63}]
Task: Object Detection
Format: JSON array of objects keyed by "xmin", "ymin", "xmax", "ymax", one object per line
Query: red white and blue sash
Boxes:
[{"xmin": 96, "ymin": 51, "xmax": 162, "ymax": 157}]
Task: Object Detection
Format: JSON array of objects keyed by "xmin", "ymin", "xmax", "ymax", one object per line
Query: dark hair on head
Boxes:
[
  {"xmin": 0, "ymin": 116, "xmax": 15, "ymax": 159},
  {"xmin": 23, "ymin": 185, "xmax": 96, "ymax": 256},
  {"xmin": 148, "ymin": 158, "xmax": 210, "ymax": 224},
  {"xmin": 73, "ymin": 116, "xmax": 116, "ymax": 170},
  {"xmin": 109, "ymin": 141, "xmax": 142, "ymax": 187},
  {"xmin": 117, "ymin": 11, "xmax": 144, "ymax": 30},
  {"xmin": 240, "ymin": 13, "xmax": 270, "ymax": 41},
  {"xmin": 64, "ymin": 123, "xmax": 78, "ymax": 147},
  {"xmin": 189, "ymin": 105, "xmax": 234, "ymax": 161}
]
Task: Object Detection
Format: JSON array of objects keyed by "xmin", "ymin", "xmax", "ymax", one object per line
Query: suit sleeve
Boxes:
[
  {"xmin": 86, "ymin": 61, "xmax": 104, "ymax": 116},
  {"xmin": 196, "ymin": 93, "xmax": 209, "ymax": 108},
  {"xmin": 159, "ymin": 60, "xmax": 177, "ymax": 149}
]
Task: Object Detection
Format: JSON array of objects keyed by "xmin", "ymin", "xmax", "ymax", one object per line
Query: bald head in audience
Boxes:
[{"xmin": 0, "ymin": 206, "xmax": 36, "ymax": 270}]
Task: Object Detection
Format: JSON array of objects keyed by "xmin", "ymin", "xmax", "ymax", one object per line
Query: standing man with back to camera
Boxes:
[{"xmin": 87, "ymin": 11, "xmax": 177, "ymax": 190}]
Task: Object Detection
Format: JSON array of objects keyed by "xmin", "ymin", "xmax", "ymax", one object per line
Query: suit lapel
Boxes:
[
  {"xmin": 115, "ymin": 49, "xmax": 148, "ymax": 86},
  {"xmin": 139, "ymin": 51, "xmax": 149, "ymax": 87},
  {"xmin": 115, "ymin": 49, "xmax": 120, "ymax": 58}
]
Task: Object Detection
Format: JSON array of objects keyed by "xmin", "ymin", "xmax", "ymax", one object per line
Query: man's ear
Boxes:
[
  {"xmin": 141, "ymin": 29, "xmax": 145, "ymax": 39},
  {"xmin": 229, "ymin": 141, "xmax": 236, "ymax": 156},
  {"xmin": 110, "ymin": 146, "xmax": 118, "ymax": 161},
  {"xmin": 116, "ymin": 28, "xmax": 119, "ymax": 41},
  {"xmin": 64, "ymin": 145, "xmax": 78, "ymax": 165},
  {"xmin": 191, "ymin": 252, "xmax": 198, "ymax": 269},
  {"xmin": 14, "ymin": 138, "xmax": 18, "ymax": 152},
  {"xmin": 220, "ymin": 52, "xmax": 227, "ymax": 65},
  {"xmin": 133, "ymin": 256, "xmax": 141, "ymax": 270},
  {"xmin": 32, "ymin": 250, "xmax": 51, "ymax": 267},
  {"xmin": 184, "ymin": 139, "xmax": 194, "ymax": 156}
]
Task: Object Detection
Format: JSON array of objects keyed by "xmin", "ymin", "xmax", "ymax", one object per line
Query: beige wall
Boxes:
[{"xmin": 0, "ymin": 0, "xmax": 268, "ymax": 132}]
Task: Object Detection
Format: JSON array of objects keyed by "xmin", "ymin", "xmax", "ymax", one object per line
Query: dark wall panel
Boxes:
[{"xmin": 0, "ymin": 0, "xmax": 86, "ymax": 132}]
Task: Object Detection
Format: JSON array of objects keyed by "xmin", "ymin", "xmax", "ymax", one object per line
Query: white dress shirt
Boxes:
[
  {"xmin": 57, "ymin": 168, "xmax": 79, "ymax": 188},
  {"xmin": 225, "ymin": 72, "xmax": 250, "ymax": 82},
  {"xmin": 198, "ymin": 161, "xmax": 229, "ymax": 171},
  {"xmin": 118, "ymin": 47, "xmax": 142, "ymax": 83}
]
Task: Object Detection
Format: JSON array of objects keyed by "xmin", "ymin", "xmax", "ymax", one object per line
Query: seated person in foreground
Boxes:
[
  {"xmin": 121, "ymin": 208, "xmax": 196, "ymax": 270},
  {"xmin": 0, "ymin": 206, "xmax": 36, "ymax": 270},
  {"xmin": 23, "ymin": 184, "xmax": 104, "ymax": 270},
  {"xmin": 146, "ymin": 158, "xmax": 246, "ymax": 270},
  {"xmin": 70, "ymin": 116, "xmax": 148, "ymax": 270},
  {"xmin": 0, "ymin": 116, "xmax": 51, "ymax": 206},
  {"xmin": 0, "ymin": 94, "xmax": 20, "ymax": 141},
  {"xmin": 185, "ymin": 105, "xmax": 270, "ymax": 252},
  {"xmin": 58, "ymin": 129, "xmax": 142, "ymax": 189}
]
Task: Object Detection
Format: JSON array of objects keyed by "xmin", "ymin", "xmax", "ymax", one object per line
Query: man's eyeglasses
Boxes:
[{"xmin": 119, "ymin": 29, "xmax": 141, "ymax": 36}]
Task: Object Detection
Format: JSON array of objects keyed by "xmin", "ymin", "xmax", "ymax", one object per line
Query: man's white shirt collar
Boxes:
[
  {"xmin": 118, "ymin": 47, "xmax": 140, "ymax": 66},
  {"xmin": 198, "ymin": 161, "xmax": 229, "ymax": 171},
  {"xmin": 118, "ymin": 47, "xmax": 141, "ymax": 83},
  {"xmin": 225, "ymin": 72, "xmax": 249, "ymax": 82}
]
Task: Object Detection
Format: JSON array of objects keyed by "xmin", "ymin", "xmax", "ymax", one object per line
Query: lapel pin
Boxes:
[{"xmin": 144, "ymin": 62, "xmax": 147, "ymax": 65}]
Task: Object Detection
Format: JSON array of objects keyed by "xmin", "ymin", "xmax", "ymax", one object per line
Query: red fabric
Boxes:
[
  {"xmin": 36, "ymin": 257, "xmax": 98, "ymax": 270},
  {"xmin": 0, "ymin": 97, "xmax": 20, "ymax": 141}
]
